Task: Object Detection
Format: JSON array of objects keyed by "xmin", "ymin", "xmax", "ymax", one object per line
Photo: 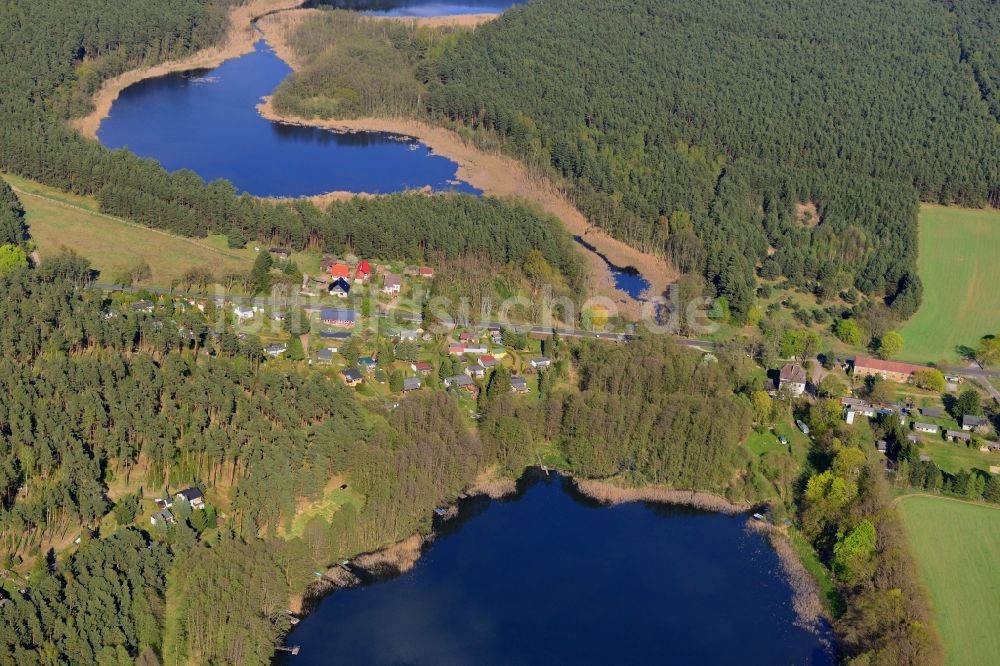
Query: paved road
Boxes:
[{"xmin": 968, "ymin": 361, "xmax": 1000, "ymax": 404}]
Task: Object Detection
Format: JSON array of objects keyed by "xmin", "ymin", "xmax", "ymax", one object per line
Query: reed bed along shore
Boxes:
[
  {"xmin": 467, "ymin": 470, "xmax": 519, "ymax": 499},
  {"xmin": 572, "ymin": 477, "xmax": 746, "ymax": 514},
  {"xmin": 746, "ymin": 520, "xmax": 828, "ymax": 634},
  {"xmin": 256, "ymin": 97, "xmax": 672, "ymax": 316},
  {"xmin": 71, "ymin": 0, "xmax": 302, "ymax": 140}
]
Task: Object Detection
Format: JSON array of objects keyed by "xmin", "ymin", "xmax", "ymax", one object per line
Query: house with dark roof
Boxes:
[
  {"xmin": 264, "ymin": 342, "xmax": 287, "ymax": 358},
  {"xmin": 465, "ymin": 365, "xmax": 486, "ymax": 379},
  {"xmin": 510, "ymin": 376, "xmax": 529, "ymax": 393},
  {"xmin": 150, "ymin": 510, "xmax": 175, "ymax": 527},
  {"xmin": 175, "ymin": 487, "xmax": 205, "ymax": 510},
  {"xmin": 403, "ymin": 377, "xmax": 422, "ymax": 392},
  {"xmin": 321, "ymin": 308, "xmax": 357, "ymax": 327},
  {"xmin": 946, "ymin": 429, "xmax": 971, "ymax": 443},
  {"xmin": 445, "ymin": 374, "xmax": 475, "ymax": 390},
  {"xmin": 778, "ymin": 363, "xmax": 807, "ymax": 396},
  {"xmin": 315, "ymin": 349, "xmax": 334, "ymax": 364},
  {"xmin": 920, "ymin": 407, "xmax": 943, "ymax": 418},
  {"xmin": 329, "ymin": 277, "xmax": 351, "ymax": 298},
  {"xmin": 269, "ymin": 247, "xmax": 291, "ymax": 259},
  {"xmin": 340, "ymin": 368, "xmax": 363, "ymax": 386},
  {"xmin": 962, "ymin": 414, "xmax": 988, "ymax": 432},
  {"xmin": 131, "ymin": 300, "xmax": 155, "ymax": 313}
]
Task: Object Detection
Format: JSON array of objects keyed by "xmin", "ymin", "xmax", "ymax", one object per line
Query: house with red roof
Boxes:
[
  {"xmin": 354, "ymin": 260, "xmax": 372, "ymax": 284},
  {"xmin": 852, "ymin": 356, "xmax": 926, "ymax": 383},
  {"xmin": 329, "ymin": 262, "xmax": 351, "ymax": 279}
]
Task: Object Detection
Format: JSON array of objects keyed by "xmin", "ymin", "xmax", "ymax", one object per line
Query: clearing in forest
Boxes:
[
  {"xmin": 3, "ymin": 173, "xmax": 253, "ymax": 286},
  {"xmin": 898, "ymin": 206, "xmax": 1000, "ymax": 363},
  {"xmin": 897, "ymin": 494, "xmax": 1000, "ymax": 665}
]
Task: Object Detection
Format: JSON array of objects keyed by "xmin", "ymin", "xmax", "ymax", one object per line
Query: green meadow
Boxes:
[
  {"xmin": 898, "ymin": 495, "xmax": 1000, "ymax": 665},
  {"xmin": 898, "ymin": 206, "xmax": 1000, "ymax": 363}
]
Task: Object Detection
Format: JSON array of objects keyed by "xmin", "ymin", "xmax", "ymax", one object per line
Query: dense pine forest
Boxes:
[
  {"xmin": 418, "ymin": 0, "xmax": 1000, "ymax": 319},
  {"xmin": 0, "ymin": 0, "xmax": 582, "ymax": 292},
  {"xmin": 0, "ymin": 247, "xmax": 761, "ymax": 663},
  {"xmin": 1, "ymin": 0, "xmax": 993, "ymax": 663}
]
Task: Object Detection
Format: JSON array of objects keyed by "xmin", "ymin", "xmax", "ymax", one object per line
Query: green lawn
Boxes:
[
  {"xmin": 922, "ymin": 439, "xmax": 1000, "ymax": 476},
  {"xmin": 4, "ymin": 173, "xmax": 253, "ymax": 286},
  {"xmin": 899, "ymin": 206, "xmax": 1000, "ymax": 364},
  {"xmin": 898, "ymin": 495, "xmax": 1000, "ymax": 665},
  {"xmin": 4, "ymin": 173, "xmax": 330, "ymax": 289},
  {"xmin": 283, "ymin": 484, "xmax": 363, "ymax": 540}
]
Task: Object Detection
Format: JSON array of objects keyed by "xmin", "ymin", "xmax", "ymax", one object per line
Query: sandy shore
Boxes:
[
  {"xmin": 257, "ymin": 97, "xmax": 674, "ymax": 313},
  {"xmin": 70, "ymin": 0, "xmax": 303, "ymax": 139},
  {"xmin": 255, "ymin": 9, "xmax": 676, "ymax": 312},
  {"xmin": 572, "ymin": 477, "xmax": 747, "ymax": 514},
  {"xmin": 71, "ymin": 0, "xmax": 676, "ymax": 314}
]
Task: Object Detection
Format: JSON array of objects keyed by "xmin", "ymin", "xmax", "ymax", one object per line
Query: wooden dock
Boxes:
[{"xmin": 275, "ymin": 645, "xmax": 300, "ymax": 656}]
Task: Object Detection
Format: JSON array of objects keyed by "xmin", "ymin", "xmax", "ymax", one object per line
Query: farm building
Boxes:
[
  {"xmin": 914, "ymin": 422, "xmax": 939, "ymax": 434},
  {"xmin": 852, "ymin": 356, "xmax": 926, "ymax": 383}
]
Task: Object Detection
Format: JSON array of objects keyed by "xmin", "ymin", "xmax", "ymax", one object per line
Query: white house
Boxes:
[
  {"xmin": 150, "ymin": 510, "xmax": 175, "ymax": 526},
  {"xmin": 234, "ymin": 305, "xmax": 254, "ymax": 321},
  {"xmin": 175, "ymin": 487, "xmax": 206, "ymax": 510},
  {"xmin": 778, "ymin": 363, "xmax": 807, "ymax": 396},
  {"xmin": 382, "ymin": 273, "xmax": 402, "ymax": 295},
  {"xmin": 530, "ymin": 356, "xmax": 552, "ymax": 369}
]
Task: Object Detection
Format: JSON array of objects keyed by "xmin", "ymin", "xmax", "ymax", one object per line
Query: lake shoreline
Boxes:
[
  {"xmin": 68, "ymin": 0, "xmax": 676, "ymax": 315},
  {"xmin": 70, "ymin": 0, "xmax": 304, "ymax": 140},
  {"xmin": 288, "ymin": 468, "xmax": 829, "ymax": 653},
  {"xmin": 256, "ymin": 98, "xmax": 672, "ymax": 315}
]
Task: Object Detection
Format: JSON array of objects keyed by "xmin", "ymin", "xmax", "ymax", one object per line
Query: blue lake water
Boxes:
[
  {"xmin": 574, "ymin": 236, "xmax": 652, "ymax": 299},
  {"xmin": 305, "ymin": 0, "xmax": 526, "ymax": 16},
  {"xmin": 279, "ymin": 472, "xmax": 833, "ymax": 665},
  {"xmin": 98, "ymin": 38, "xmax": 478, "ymax": 197}
]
